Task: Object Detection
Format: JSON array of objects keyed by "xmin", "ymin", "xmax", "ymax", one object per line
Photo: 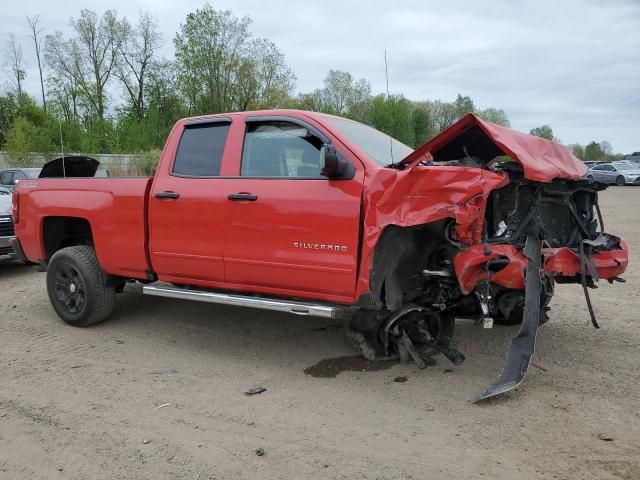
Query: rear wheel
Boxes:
[
  {"xmin": 46, "ymin": 246, "xmax": 115, "ymax": 327},
  {"xmin": 616, "ymin": 175, "xmax": 625, "ymax": 186}
]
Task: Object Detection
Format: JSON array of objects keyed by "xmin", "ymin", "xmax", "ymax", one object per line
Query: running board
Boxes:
[{"xmin": 143, "ymin": 285, "xmax": 338, "ymax": 319}]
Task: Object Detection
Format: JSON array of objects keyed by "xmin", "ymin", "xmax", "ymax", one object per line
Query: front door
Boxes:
[
  {"xmin": 223, "ymin": 119, "xmax": 364, "ymax": 300},
  {"xmin": 149, "ymin": 119, "xmax": 231, "ymax": 283}
]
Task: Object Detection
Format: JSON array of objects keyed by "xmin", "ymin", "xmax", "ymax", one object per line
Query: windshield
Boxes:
[
  {"xmin": 615, "ymin": 163, "xmax": 636, "ymax": 171},
  {"xmin": 324, "ymin": 116, "xmax": 414, "ymax": 166}
]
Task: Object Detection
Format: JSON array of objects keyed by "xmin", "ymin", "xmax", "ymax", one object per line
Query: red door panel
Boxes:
[
  {"xmin": 149, "ymin": 177, "xmax": 227, "ymax": 282},
  {"xmin": 149, "ymin": 120, "xmax": 231, "ymax": 282},
  {"xmin": 223, "ymin": 178, "xmax": 363, "ymax": 297}
]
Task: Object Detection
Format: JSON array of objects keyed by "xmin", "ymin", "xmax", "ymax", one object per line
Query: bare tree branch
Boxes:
[{"xmin": 27, "ymin": 15, "xmax": 47, "ymax": 112}]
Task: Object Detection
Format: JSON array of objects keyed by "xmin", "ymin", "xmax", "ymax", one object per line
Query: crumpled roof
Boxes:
[{"xmin": 400, "ymin": 113, "xmax": 587, "ymax": 182}]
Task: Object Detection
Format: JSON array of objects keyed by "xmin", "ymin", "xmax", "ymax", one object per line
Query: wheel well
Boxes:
[
  {"xmin": 370, "ymin": 220, "xmax": 448, "ymax": 310},
  {"xmin": 43, "ymin": 217, "xmax": 94, "ymax": 259}
]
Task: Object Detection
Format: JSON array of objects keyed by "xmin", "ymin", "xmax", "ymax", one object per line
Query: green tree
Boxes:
[
  {"xmin": 411, "ymin": 103, "xmax": 432, "ymax": 146},
  {"xmin": 45, "ymin": 9, "xmax": 128, "ymax": 121},
  {"xmin": 568, "ymin": 143, "xmax": 585, "ymax": 160},
  {"xmin": 3, "ymin": 107, "xmax": 58, "ymax": 166},
  {"xmin": 370, "ymin": 94, "xmax": 413, "ymax": 148},
  {"xmin": 453, "ymin": 94, "xmax": 475, "ymax": 118},
  {"xmin": 477, "ymin": 107, "xmax": 510, "ymax": 127},
  {"xmin": 584, "ymin": 141, "xmax": 604, "ymax": 161},
  {"xmin": 174, "ymin": 5, "xmax": 294, "ymax": 115},
  {"xmin": 529, "ymin": 125, "xmax": 554, "ymax": 141},
  {"xmin": 116, "ymin": 12, "xmax": 161, "ymax": 121},
  {"xmin": 4, "ymin": 117, "xmax": 34, "ymax": 166},
  {"xmin": 426, "ymin": 100, "xmax": 457, "ymax": 133},
  {"xmin": 0, "ymin": 93, "xmax": 19, "ymax": 147},
  {"xmin": 300, "ymin": 70, "xmax": 372, "ymax": 120}
]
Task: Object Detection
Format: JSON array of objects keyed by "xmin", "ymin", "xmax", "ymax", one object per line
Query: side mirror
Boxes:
[{"xmin": 320, "ymin": 144, "xmax": 350, "ymax": 178}]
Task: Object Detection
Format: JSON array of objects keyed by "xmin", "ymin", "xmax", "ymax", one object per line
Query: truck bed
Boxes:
[{"xmin": 15, "ymin": 177, "xmax": 153, "ymax": 279}]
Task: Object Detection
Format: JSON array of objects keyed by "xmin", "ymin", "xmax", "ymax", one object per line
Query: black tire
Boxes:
[
  {"xmin": 616, "ymin": 176, "xmax": 625, "ymax": 186},
  {"xmin": 46, "ymin": 245, "xmax": 115, "ymax": 327}
]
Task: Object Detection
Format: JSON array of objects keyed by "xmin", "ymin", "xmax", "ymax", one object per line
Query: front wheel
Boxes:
[
  {"xmin": 46, "ymin": 245, "xmax": 115, "ymax": 327},
  {"xmin": 616, "ymin": 175, "xmax": 625, "ymax": 186}
]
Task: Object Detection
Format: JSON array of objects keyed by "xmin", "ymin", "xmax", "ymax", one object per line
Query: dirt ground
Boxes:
[{"xmin": 1, "ymin": 187, "xmax": 639, "ymax": 480}]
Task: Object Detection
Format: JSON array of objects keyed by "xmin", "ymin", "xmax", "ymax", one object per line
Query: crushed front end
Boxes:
[{"xmin": 350, "ymin": 114, "xmax": 629, "ymax": 401}]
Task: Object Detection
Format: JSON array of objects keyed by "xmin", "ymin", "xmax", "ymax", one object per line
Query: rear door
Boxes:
[
  {"xmin": 222, "ymin": 117, "xmax": 364, "ymax": 300},
  {"xmin": 590, "ymin": 165, "xmax": 608, "ymax": 182},
  {"xmin": 602, "ymin": 164, "xmax": 616, "ymax": 183},
  {"xmin": 149, "ymin": 118, "xmax": 232, "ymax": 283}
]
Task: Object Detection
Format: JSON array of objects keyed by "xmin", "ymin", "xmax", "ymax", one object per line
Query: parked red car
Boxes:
[{"xmin": 12, "ymin": 110, "xmax": 628, "ymax": 400}]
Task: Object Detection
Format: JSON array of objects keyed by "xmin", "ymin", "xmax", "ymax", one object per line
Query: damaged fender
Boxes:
[{"xmin": 356, "ymin": 166, "xmax": 508, "ymax": 302}]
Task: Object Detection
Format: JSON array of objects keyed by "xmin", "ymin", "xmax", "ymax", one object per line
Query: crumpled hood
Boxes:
[{"xmin": 400, "ymin": 113, "xmax": 587, "ymax": 183}]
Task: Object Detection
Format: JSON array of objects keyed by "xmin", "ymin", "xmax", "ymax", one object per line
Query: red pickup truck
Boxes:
[{"xmin": 12, "ymin": 110, "xmax": 628, "ymax": 400}]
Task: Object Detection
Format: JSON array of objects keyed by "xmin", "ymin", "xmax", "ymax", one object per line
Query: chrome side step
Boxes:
[{"xmin": 143, "ymin": 284, "xmax": 339, "ymax": 319}]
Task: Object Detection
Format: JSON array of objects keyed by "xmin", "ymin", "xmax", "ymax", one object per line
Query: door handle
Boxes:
[
  {"xmin": 228, "ymin": 193, "xmax": 258, "ymax": 201},
  {"xmin": 155, "ymin": 191, "xmax": 180, "ymax": 199}
]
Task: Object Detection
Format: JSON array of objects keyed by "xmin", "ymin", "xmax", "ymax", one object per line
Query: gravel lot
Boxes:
[{"xmin": 1, "ymin": 187, "xmax": 638, "ymax": 480}]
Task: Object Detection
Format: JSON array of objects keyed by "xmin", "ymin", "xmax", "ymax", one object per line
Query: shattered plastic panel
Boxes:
[
  {"xmin": 453, "ymin": 245, "xmax": 527, "ymax": 295},
  {"xmin": 453, "ymin": 241, "xmax": 628, "ymax": 296},
  {"xmin": 543, "ymin": 240, "xmax": 628, "ymax": 278}
]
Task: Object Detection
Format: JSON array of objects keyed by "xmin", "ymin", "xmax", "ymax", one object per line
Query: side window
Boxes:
[
  {"xmin": 605, "ymin": 165, "xmax": 616, "ymax": 171},
  {"xmin": 13, "ymin": 171, "xmax": 26, "ymax": 183},
  {"xmin": 172, "ymin": 122, "xmax": 230, "ymax": 177},
  {"xmin": 0, "ymin": 171, "xmax": 13, "ymax": 185},
  {"xmin": 241, "ymin": 121, "xmax": 324, "ymax": 178},
  {"xmin": 592, "ymin": 165, "xmax": 604, "ymax": 171}
]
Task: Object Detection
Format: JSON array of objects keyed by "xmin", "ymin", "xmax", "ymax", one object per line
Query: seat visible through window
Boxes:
[{"xmin": 241, "ymin": 121, "xmax": 324, "ymax": 178}]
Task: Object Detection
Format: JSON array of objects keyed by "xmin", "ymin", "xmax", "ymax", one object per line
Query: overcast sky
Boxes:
[{"xmin": 3, "ymin": 0, "xmax": 639, "ymax": 153}]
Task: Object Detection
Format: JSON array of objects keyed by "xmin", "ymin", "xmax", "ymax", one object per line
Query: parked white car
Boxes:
[
  {"xmin": 586, "ymin": 161, "xmax": 640, "ymax": 186},
  {"xmin": 0, "ymin": 186, "xmax": 15, "ymax": 257}
]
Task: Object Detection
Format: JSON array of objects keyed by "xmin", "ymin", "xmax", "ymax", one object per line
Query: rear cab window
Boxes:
[{"xmin": 172, "ymin": 122, "xmax": 230, "ymax": 177}]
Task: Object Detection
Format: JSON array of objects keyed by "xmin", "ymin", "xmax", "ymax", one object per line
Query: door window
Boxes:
[
  {"xmin": 172, "ymin": 122, "xmax": 230, "ymax": 177},
  {"xmin": 0, "ymin": 171, "xmax": 13, "ymax": 185},
  {"xmin": 241, "ymin": 121, "xmax": 324, "ymax": 178}
]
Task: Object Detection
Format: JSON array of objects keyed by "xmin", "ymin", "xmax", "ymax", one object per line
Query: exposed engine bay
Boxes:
[{"xmin": 349, "ymin": 114, "xmax": 629, "ymax": 401}]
